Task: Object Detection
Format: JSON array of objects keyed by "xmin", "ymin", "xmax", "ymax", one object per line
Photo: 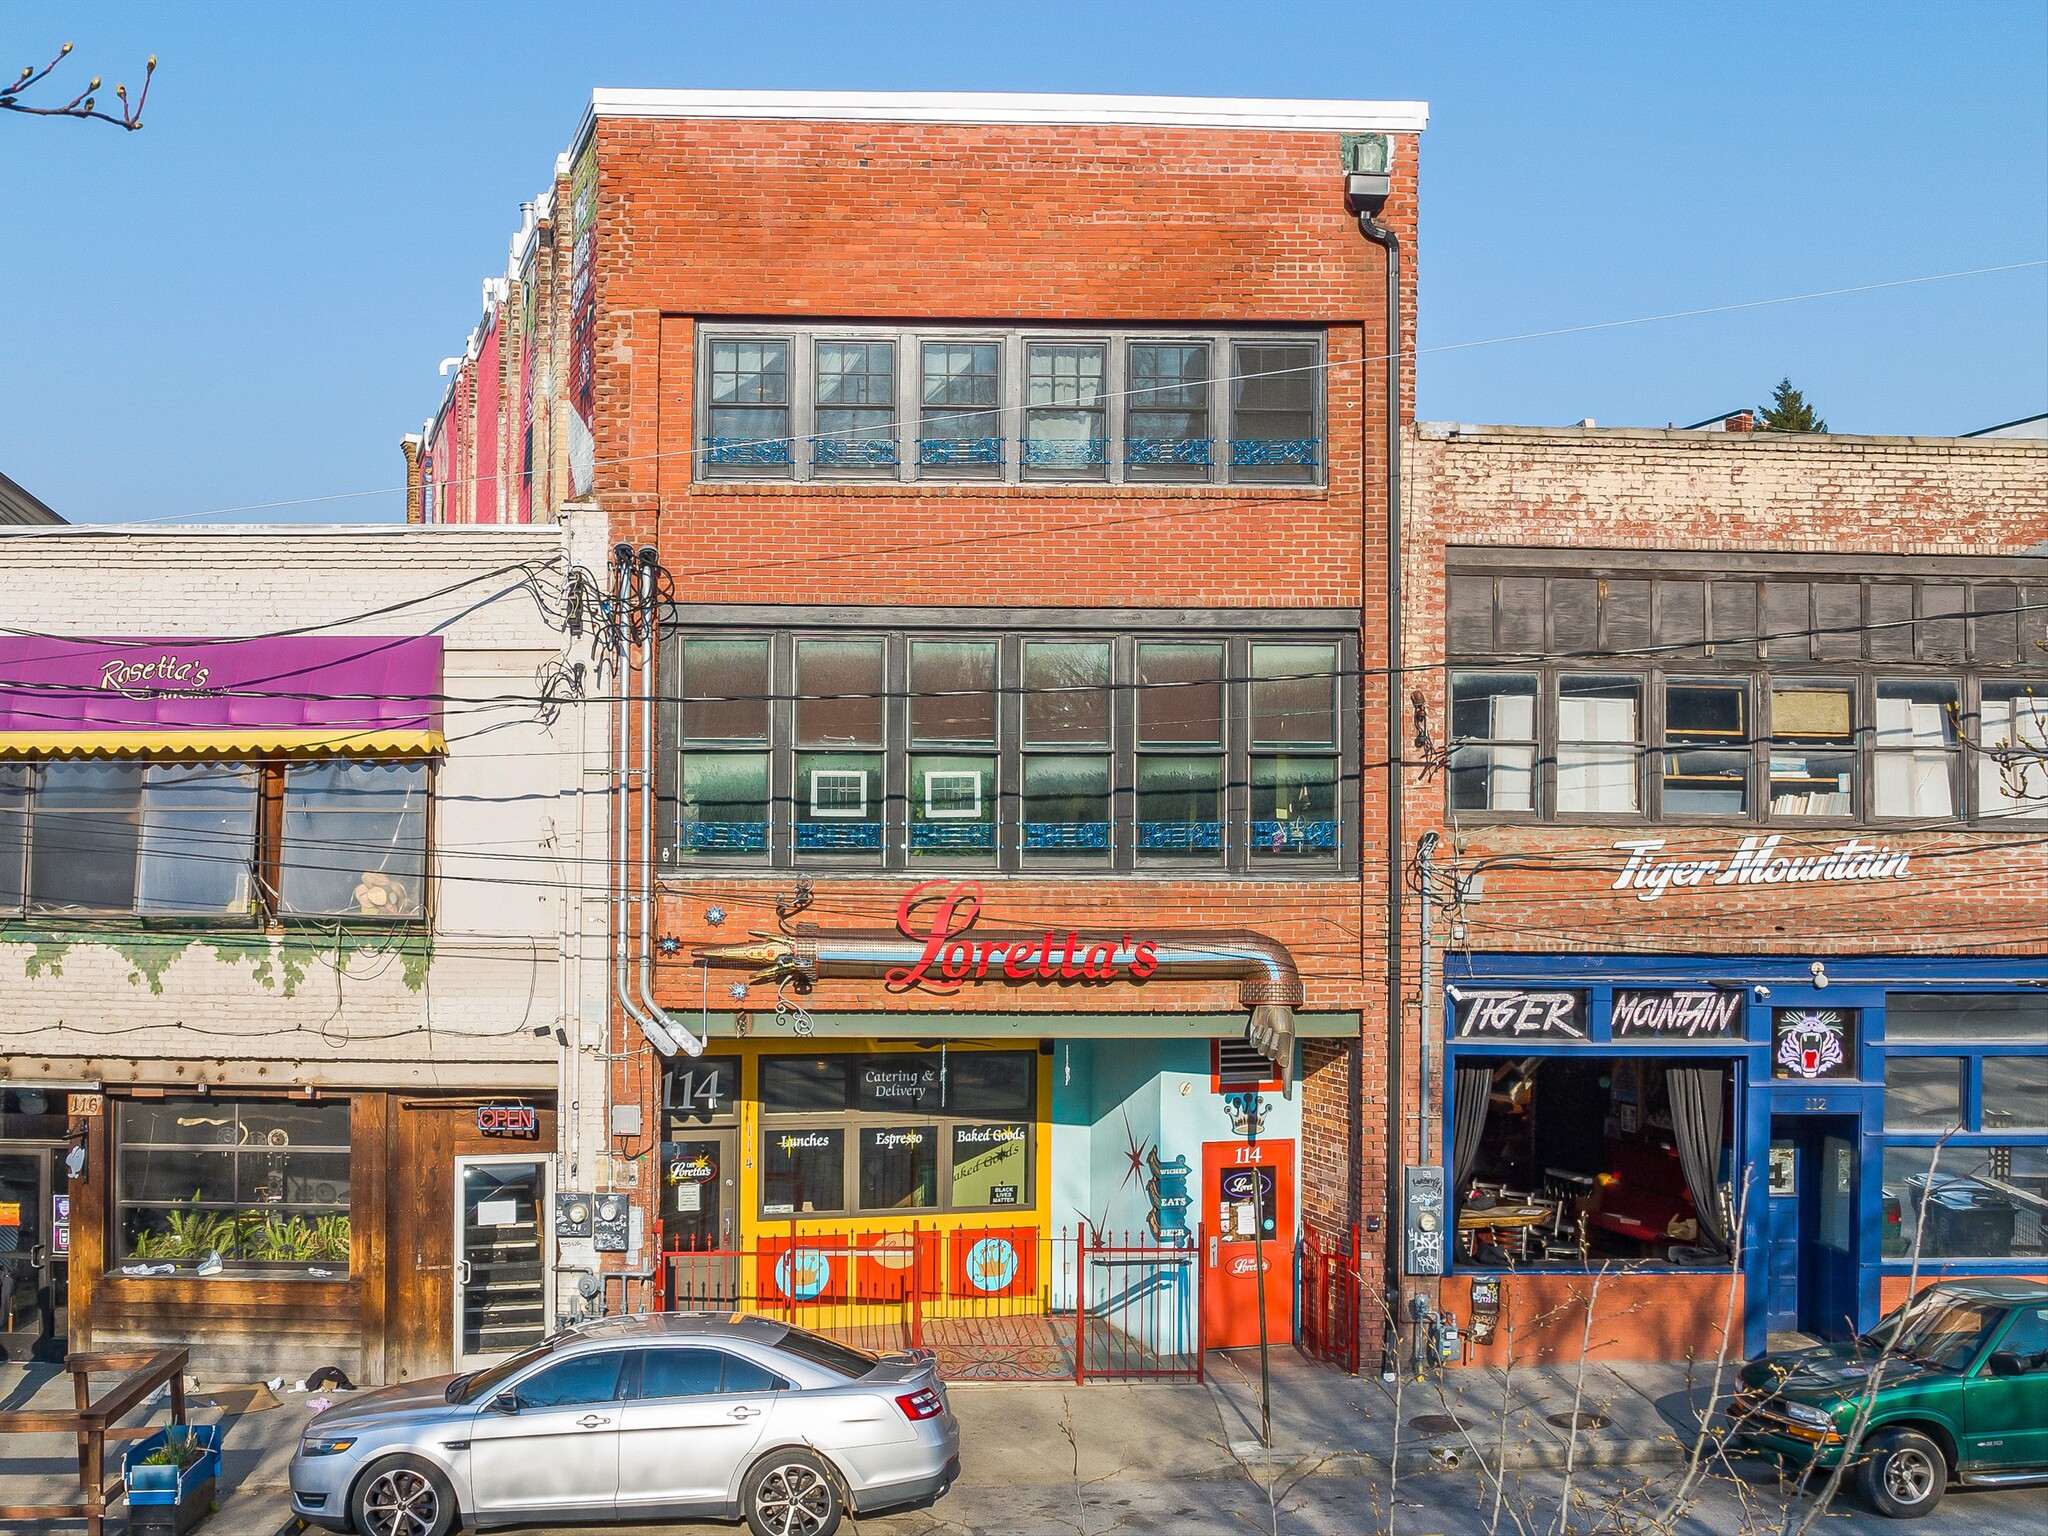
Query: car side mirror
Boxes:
[{"xmin": 488, "ymin": 1391, "xmax": 521, "ymax": 1415}]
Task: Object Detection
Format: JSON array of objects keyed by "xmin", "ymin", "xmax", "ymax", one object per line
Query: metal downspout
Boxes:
[
  {"xmin": 635, "ymin": 545, "xmax": 704, "ymax": 1056},
  {"xmin": 1356, "ymin": 205, "xmax": 1405, "ymax": 1349},
  {"xmin": 611, "ymin": 544, "xmax": 679, "ymax": 1057}
]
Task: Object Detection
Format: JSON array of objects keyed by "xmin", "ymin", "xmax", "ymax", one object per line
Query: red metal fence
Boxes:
[
  {"xmin": 661, "ymin": 1224, "xmax": 1204, "ymax": 1383},
  {"xmin": 1296, "ymin": 1223, "xmax": 1363, "ymax": 1374}
]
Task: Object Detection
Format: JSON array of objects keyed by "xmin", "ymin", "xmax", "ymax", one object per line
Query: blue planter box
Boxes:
[{"xmin": 124, "ymin": 1424, "xmax": 220, "ymax": 1536}]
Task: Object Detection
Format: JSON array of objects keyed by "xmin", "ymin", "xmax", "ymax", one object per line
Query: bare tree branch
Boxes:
[{"xmin": 1, "ymin": 40, "xmax": 154, "ymax": 130}]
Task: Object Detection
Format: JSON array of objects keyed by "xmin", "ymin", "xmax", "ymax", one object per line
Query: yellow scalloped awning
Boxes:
[{"xmin": 0, "ymin": 729, "xmax": 447, "ymax": 760}]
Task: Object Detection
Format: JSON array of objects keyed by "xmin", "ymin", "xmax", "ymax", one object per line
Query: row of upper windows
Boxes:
[
  {"xmin": 1448, "ymin": 668, "xmax": 2047, "ymax": 823},
  {"xmin": 697, "ymin": 327, "xmax": 1326, "ymax": 485},
  {"xmin": 0, "ymin": 759, "xmax": 428, "ymax": 920},
  {"xmin": 666, "ymin": 631, "xmax": 1355, "ymax": 871}
]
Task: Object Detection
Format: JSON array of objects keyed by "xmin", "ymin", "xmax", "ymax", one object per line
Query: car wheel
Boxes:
[
  {"xmin": 350, "ymin": 1453, "xmax": 459, "ymax": 1536},
  {"xmin": 1858, "ymin": 1429, "xmax": 1946, "ymax": 1519},
  {"xmin": 743, "ymin": 1447, "xmax": 845, "ymax": 1536}
]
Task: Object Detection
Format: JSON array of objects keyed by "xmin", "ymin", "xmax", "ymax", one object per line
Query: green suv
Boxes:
[{"xmin": 1732, "ymin": 1279, "xmax": 2048, "ymax": 1518}]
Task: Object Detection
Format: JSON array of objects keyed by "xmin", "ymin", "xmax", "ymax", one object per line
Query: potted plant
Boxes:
[{"xmin": 123, "ymin": 1422, "xmax": 221, "ymax": 1536}]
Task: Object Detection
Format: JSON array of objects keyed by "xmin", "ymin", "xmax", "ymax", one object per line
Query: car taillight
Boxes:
[{"xmin": 896, "ymin": 1387, "xmax": 944, "ymax": 1421}]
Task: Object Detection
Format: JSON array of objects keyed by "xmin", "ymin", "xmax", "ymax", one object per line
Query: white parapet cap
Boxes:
[{"xmin": 577, "ymin": 88, "xmax": 1428, "ymax": 144}]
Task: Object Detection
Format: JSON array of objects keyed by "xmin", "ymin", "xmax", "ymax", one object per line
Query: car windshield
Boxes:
[
  {"xmin": 449, "ymin": 1337, "xmax": 561, "ymax": 1404},
  {"xmin": 774, "ymin": 1325, "xmax": 880, "ymax": 1379},
  {"xmin": 1866, "ymin": 1295, "xmax": 2007, "ymax": 1372}
]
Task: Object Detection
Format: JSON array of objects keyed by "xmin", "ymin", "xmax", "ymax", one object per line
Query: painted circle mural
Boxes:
[
  {"xmin": 774, "ymin": 1247, "xmax": 832, "ymax": 1301},
  {"xmin": 963, "ymin": 1236, "xmax": 1020, "ymax": 1293}
]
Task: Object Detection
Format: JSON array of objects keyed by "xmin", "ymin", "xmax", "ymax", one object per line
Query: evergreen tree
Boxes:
[{"xmin": 1758, "ymin": 377, "xmax": 1828, "ymax": 432}]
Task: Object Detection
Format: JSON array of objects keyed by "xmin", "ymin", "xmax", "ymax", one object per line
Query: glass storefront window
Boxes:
[
  {"xmin": 1886, "ymin": 994, "xmax": 2048, "ymax": 1042},
  {"xmin": 1983, "ymin": 1058, "xmax": 2048, "ymax": 1131},
  {"xmin": 1883, "ymin": 1057, "xmax": 1964, "ymax": 1130},
  {"xmin": 858, "ymin": 1126, "xmax": 938, "ymax": 1210},
  {"xmin": 762, "ymin": 1127, "xmax": 845, "ymax": 1216},
  {"xmin": 951, "ymin": 1123, "xmax": 1029, "ymax": 1207},
  {"xmin": 114, "ymin": 1097, "xmax": 352, "ymax": 1272},
  {"xmin": 757, "ymin": 1050, "xmax": 1036, "ymax": 1216},
  {"xmin": 1881, "ymin": 1145, "xmax": 2048, "ymax": 1261}
]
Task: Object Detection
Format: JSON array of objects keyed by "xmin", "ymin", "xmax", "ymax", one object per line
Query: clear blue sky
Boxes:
[{"xmin": 3, "ymin": 2, "xmax": 2043, "ymax": 526}]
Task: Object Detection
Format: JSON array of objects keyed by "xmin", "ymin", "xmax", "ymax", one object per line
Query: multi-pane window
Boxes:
[
  {"xmin": 909, "ymin": 640, "xmax": 998, "ymax": 861},
  {"xmin": 664, "ymin": 623, "xmax": 1356, "ymax": 873},
  {"xmin": 699, "ymin": 327, "xmax": 1323, "ymax": 484},
  {"xmin": 115, "ymin": 1097, "xmax": 352, "ymax": 1274},
  {"xmin": 1022, "ymin": 641, "xmax": 1112, "ymax": 863},
  {"xmin": 758, "ymin": 1050, "xmax": 1034, "ymax": 1218},
  {"xmin": 919, "ymin": 341, "xmax": 1003, "ymax": 470},
  {"xmin": 1768, "ymin": 681, "xmax": 1855, "ymax": 816},
  {"xmin": 1249, "ymin": 643, "xmax": 1341, "ymax": 857},
  {"xmin": 794, "ymin": 638, "xmax": 886, "ymax": 854},
  {"xmin": 1448, "ymin": 673, "xmax": 1537, "ymax": 812},
  {"xmin": 0, "ymin": 758, "xmax": 426, "ymax": 920},
  {"xmin": 705, "ymin": 340, "xmax": 792, "ymax": 470},
  {"xmin": 812, "ymin": 341, "xmax": 896, "ymax": 470},
  {"xmin": 1023, "ymin": 343, "xmax": 1107, "ymax": 473},
  {"xmin": 1136, "ymin": 643, "xmax": 1224, "ymax": 862},
  {"xmin": 1662, "ymin": 680, "xmax": 1749, "ymax": 815},
  {"xmin": 1446, "ymin": 562, "xmax": 2047, "ymax": 824},
  {"xmin": 1229, "ymin": 343, "xmax": 1320, "ymax": 482},
  {"xmin": 280, "ymin": 761, "xmax": 428, "ymax": 918},
  {"xmin": 1557, "ymin": 675, "xmax": 1641, "ymax": 813},
  {"xmin": 1126, "ymin": 343, "xmax": 1212, "ymax": 477},
  {"xmin": 1875, "ymin": 994, "xmax": 2048, "ymax": 1264},
  {"xmin": 676, "ymin": 638, "xmax": 772, "ymax": 857},
  {"xmin": 1979, "ymin": 683, "xmax": 2048, "ymax": 818}
]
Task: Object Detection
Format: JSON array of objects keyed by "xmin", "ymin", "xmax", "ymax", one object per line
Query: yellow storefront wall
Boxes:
[{"xmin": 731, "ymin": 1039, "xmax": 1055, "ymax": 1328}]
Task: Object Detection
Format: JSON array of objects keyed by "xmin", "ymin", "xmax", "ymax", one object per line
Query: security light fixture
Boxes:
[
  {"xmin": 1810, "ymin": 961, "xmax": 1830, "ymax": 989},
  {"xmin": 1754, "ymin": 984, "xmax": 1772, "ymax": 1001}
]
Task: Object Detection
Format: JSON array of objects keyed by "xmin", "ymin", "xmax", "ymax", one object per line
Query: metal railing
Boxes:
[
  {"xmin": 1297, "ymin": 1223, "xmax": 1363, "ymax": 1375},
  {"xmin": 661, "ymin": 1223, "xmax": 1206, "ymax": 1383}
]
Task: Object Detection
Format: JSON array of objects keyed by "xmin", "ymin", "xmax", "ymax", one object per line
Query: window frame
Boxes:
[
  {"xmin": 756, "ymin": 1049, "xmax": 1039, "ymax": 1220},
  {"xmin": 661, "ymin": 622, "xmax": 1358, "ymax": 876},
  {"xmin": 111, "ymin": 1094, "xmax": 355, "ymax": 1278},
  {"xmin": 693, "ymin": 325, "xmax": 1326, "ymax": 487},
  {"xmin": 1445, "ymin": 561, "xmax": 2048, "ymax": 827},
  {"xmin": 0, "ymin": 756, "xmax": 433, "ymax": 927}
]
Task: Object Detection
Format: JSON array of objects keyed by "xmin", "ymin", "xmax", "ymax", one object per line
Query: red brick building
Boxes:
[
  {"xmin": 1402, "ymin": 420, "xmax": 2048, "ymax": 1365},
  {"xmin": 418, "ymin": 90, "xmax": 1426, "ymax": 1368}
]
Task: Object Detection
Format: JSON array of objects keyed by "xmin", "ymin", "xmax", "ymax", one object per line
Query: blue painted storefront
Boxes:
[{"xmin": 1442, "ymin": 953, "xmax": 2048, "ymax": 1360}]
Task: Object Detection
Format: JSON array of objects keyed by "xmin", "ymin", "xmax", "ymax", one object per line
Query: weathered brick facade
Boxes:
[
  {"xmin": 1402, "ymin": 423, "xmax": 2048, "ymax": 1364},
  {"xmin": 421, "ymin": 93, "xmax": 1427, "ymax": 1352}
]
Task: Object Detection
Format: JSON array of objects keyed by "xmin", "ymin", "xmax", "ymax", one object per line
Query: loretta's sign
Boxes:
[
  {"xmin": 1612, "ymin": 836, "xmax": 1912, "ymax": 903},
  {"xmin": 883, "ymin": 882, "xmax": 1160, "ymax": 992}
]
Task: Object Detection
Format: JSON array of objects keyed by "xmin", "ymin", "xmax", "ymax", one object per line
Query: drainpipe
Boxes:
[
  {"xmin": 1348, "ymin": 159, "xmax": 1406, "ymax": 1346},
  {"xmin": 635, "ymin": 545, "xmax": 704, "ymax": 1057},
  {"xmin": 611, "ymin": 544, "xmax": 681, "ymax": 1058}
]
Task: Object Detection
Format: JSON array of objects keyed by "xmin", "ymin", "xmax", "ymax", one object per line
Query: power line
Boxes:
[{"xmin": 29, "ymin": 258, "xmax": 2044, "ymax": 530}]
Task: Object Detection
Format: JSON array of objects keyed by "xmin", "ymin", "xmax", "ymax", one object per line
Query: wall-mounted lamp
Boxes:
[{"xmin": 1810, "ymin": 961, "xmax": 1830, "ymax": 989}]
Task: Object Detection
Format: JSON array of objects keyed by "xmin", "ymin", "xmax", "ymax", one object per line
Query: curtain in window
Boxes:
[
  {"xmin": 1452, "ymin": 1065, "xmax": 1494, "ymax": 1195},
  {"xmin": 1665, "ymin": 1066, "xmax": 1729, "ymax": 1249}
]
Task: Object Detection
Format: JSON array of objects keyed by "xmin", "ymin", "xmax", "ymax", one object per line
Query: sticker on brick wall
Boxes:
[{"xmin": 1611, "ymin": 836, "xmax": 1912, "ymax": 903}]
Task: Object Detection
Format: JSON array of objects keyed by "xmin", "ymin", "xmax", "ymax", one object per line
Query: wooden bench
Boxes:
[{"xmin": 0, "ymin": 1347, "xmax": 189, "ymax": 1535}]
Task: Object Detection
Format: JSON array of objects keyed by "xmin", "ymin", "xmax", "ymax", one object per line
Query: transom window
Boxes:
[
  {"xmin": 697, "ymin": 326, "xmax": 1324, "ymax": 485},
  {"xmin": 1447, "ymin": 562, "xmax": 2048, "ymax": 825},
  {"xmin": 664, "ymin": 621, "xmax": 1356, "ymax": 874}
]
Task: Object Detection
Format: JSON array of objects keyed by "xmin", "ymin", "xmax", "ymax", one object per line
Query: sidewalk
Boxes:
[
  {"xmin": 0, "ymin": 1358, "xmax": 338, "ymax": 1536},
  {"xmin": 3, "ymin": 1347, "xmax": 1737, "ymax": 1535},
  {"xmin": 1202, "ymin": 1346, "xmax": 1733, "ymax": 1474}
]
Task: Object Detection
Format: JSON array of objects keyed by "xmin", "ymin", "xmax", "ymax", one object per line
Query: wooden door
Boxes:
[{"xmin": 383, "ymin": 1098, "xmax": 556, "ymax": 1382}]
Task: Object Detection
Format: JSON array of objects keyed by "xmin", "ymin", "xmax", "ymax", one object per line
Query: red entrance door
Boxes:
[{"xmin": 1200, "ymin": 1139, "xmax": 1295, "ymax": 1349}]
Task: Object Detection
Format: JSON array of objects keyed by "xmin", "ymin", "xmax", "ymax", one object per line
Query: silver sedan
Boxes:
[{"xmin": 288, "ymin": 1312, "xmax": 960, "ymax": 1536}]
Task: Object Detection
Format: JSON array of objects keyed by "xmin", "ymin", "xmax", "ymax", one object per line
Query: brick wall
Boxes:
[{"xmin": 569, "ymin": 108, "xmax": 1418, "ymax": 1296}]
